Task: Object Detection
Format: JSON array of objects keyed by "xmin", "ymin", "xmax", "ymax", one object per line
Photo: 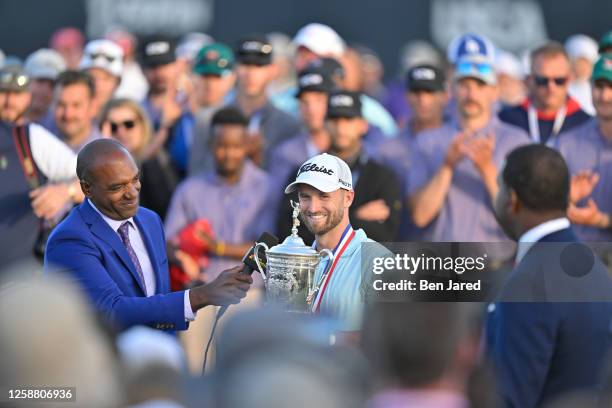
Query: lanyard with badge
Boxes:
[
  {"xmin": 308, "ymin": 223, "xmax": 356, "ymax": 313},
  {"xmin": 527, "ymin": 104, "xmax": 567, "ymax": 144}
]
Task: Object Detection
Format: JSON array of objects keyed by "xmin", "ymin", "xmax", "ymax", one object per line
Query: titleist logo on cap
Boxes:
[
  {"xmin": 298, "ymin": 162, "xmax": 334, "ymax": 176},
  {"xmin": 412, "ymin": 67, "xmax": 436, "ymax": 80},
  {"xmin": 330, "ymin": 94, "xmax": 353, "ymax": 107},
  {"xmin": 146, "ymin": 42, "xmax": 170, "ymax": 56},
  {"xmin": 299, "ymin": 73, "xmax": 323, "ymax": 87}
]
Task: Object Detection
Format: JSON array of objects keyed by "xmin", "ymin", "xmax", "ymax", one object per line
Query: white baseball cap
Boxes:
[
  {"xmin": 24, "ymin": 48, "xmax": 66, "ymax": 80},
  {"xmin": 495, "ymin": 50, "xmax": 524, "ymax": 80},
  {"xmin": 565, "ymin": 34, "xmax": 599, "ymax": 63},
  {"xmin": 293, "ymin": 23, "xmax": 346, "ymax": 58},
  {"xmin": 79, "ymin": 39, "xmax": 124, "ymax": 77},
  {"xmin": 285, "ymin": 153, "xmax": 353, "ymax": 194}
]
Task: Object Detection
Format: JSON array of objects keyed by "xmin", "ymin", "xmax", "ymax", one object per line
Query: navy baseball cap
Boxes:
[
  {"xmin": 296, "ymin": 65, "xmax": 335, "ymax": 97},
  {"xmin": 236, "ymin": 35, "xmax": 273, "ymax": 66},
  {"xmin": 327, "ymin": 90, "xmax": 362, "ymax": 119},
  {"xmin": 140, "ymin": 36, "xmax": 176, "ymax": 67},
  {"xmin": 406, "ymin": 64, "xmax": 446, "ymax": 91}
]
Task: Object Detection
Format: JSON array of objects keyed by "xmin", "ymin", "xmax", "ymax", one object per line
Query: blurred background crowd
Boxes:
[{"xmin": 3, "ymin": 0, "xmax": 612, "ymax": 407}]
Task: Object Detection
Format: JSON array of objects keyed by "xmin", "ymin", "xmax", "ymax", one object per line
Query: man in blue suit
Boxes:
[
  {"xmin": 489, "ymin": 144, "xmax": 612, "ymax": 407},
  {"xmin": 45, "ymin": 139, "xmax": 252, "ymax": 332}
]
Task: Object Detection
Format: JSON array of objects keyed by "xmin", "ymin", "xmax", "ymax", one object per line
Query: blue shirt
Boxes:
[
  {"xmin": 313, "ymin": 228, "xmax": 387, "ymax": 331},
  {"xmin": 164, "ymin": 161, "xmax": 275, "ymax": 281},
  {"xmin": 408, "ymin": 117, "xmax": 530, "ymax": 242},
  {"xmin": 142, "ymin": 97, "xmax": 194, "ymax": 174},
  {"xmin": 554, "ymin": 118, "xmax": 612, "ymax": 242}
]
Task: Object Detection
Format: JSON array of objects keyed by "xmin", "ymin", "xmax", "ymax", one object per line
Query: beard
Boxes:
[{"xmin": 300, "ymin": 203, "xmax": 345, "ymax": 236}]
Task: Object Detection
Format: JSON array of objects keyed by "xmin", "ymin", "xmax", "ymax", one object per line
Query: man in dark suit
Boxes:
[
  {"xmin": 45, "ymin": 139, "xmax": 252, "ymax": 332},
  {"xmin": 488, "ymin": 144, "xmax": 612, "ymax": 407}
]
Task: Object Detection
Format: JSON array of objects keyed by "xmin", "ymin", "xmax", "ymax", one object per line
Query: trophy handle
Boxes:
[{"xmin": 253, "ymin": 242, "xmax": 269, "ymax": 282}]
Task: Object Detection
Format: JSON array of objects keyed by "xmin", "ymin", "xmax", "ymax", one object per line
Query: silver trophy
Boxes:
[{"xmin": 254, "ymin": 201, "xmax": 334, "ymax": 312}]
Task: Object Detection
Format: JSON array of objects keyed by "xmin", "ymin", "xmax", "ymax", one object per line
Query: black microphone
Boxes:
[
  {"xmin": 239, "ymin": 232, "xmax": 279, "ymax": 275},
  {"xmin": 216, "ymin": 232, "xmax": 279, "ymax": 319}
]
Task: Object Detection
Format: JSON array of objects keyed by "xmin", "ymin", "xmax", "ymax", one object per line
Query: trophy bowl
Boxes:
[{"xmin": 254, "ymin": 201, "xmax": 333, "ymax": 312}]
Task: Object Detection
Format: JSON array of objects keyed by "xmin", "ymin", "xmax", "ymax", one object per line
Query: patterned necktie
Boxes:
[{"xmin": 118, "ymin": 221, "xmax": 146, "ymax": 291}]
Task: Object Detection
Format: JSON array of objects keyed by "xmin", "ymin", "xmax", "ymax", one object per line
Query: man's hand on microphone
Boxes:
[{"xmin": 189, "ymin": 266, "xmax": 252, "ymax": 311}]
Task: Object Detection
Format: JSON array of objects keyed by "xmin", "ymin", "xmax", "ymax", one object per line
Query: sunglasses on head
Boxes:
[
  {"xmin": 90, "ymin": 53, "xmax": 117, "ymax": 63},
  {"xmin": 456, "ymin": 61, "xmax": 494, "ymax": 76},
  {"xmin": 534, "ymin": 75, "xmax": 568, "ymax": 87},
  {"xmin": 110, "ymin": 120, "xmax": 136, "ymax": 133}
]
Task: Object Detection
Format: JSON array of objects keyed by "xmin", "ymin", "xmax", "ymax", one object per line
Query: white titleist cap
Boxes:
[{"xmin": 285, "ymin": 153, "xmax": 353, "ymax": 194}]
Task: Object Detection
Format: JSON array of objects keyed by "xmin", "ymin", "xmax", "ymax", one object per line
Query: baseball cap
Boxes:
[
  {"xmin": 327, "ymin": 89, "xmax": 362, "ymax": 119},
  {"xmin": 406, "ymin": 64, "xmax": 445, "ymax": 92},
  {"xmin": 24, "ymin": 49, "xmax": 66, "ymax": 80},
  {"xmin": 592, "ymin": 54, "xmax": 612, "ymax": 83},
  {"xmin": 80, "ymin": 39, "xmax": 124, "ymax": 77},
  {"xmin": 176, "ymin": 32, "xmax": 214, "ymax": 62},
  {"xmin": 284, "ymin": 153, "xmax": 353, "ymax": 194},
  {"xmin": 565, "ymin": 34, "xmax": 598, "ymax": 63},
  {"xmin": 454, "ymin": 54, "xmax": 497, "ymax": 85},
  {"xmin": 236, "ymin": 35, "xmax": 273, "ymax": 66},
  {"xmin": 308, "ymin": 57, "xmax": 345, "ymax": 82},
  {"xmin": 193, "ymin": 43, "xmax": 234, "ymax": 76},
  {"xmin": 140, "ymin": 36, "xmax": 176, "ymax": 67},
  {"xmin": 495, "ymin": 50, "xmax": 524, "ymax": 80},
  {"xmin": 599, "ymin": 31, "xmax": 612, "ymax": 53},
  {"xmin": 296, "ymin": 65, "xmax": 335, "ymax": 97},
  {"xmin": 0, "ymin": 66, "xmax": 30, "ymax": 92},
  {"xmin": 447, "ymin": 33, "xmax": 496, "ymax": 65},
  {"xmin": 293, "ymin": 23, "xmax": 346, "ymax": 58}
]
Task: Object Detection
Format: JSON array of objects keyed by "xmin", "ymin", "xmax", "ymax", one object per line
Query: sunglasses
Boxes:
[
  {"xmin": 534, "ymin": 75, "xmax": 568, "ymax": 87},
  {"xmin": 456, "ymin": 61, "xmax": 494, "ymax": 76},
  {"xmin": 110, "ymin": 120, "xmax": 136, "ymax": 133},
  {"xmin": 89, "ymin": 53, "xmax": 117, "ymax": 63}
]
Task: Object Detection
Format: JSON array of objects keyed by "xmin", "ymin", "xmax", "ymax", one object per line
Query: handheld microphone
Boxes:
[
  {"xmin": 216, "ymin": 232, "xmax": 279, "ymax": 319},
  {"xmin": 239, "ymin": 232, "xmax": 279, "ymax": 275}
]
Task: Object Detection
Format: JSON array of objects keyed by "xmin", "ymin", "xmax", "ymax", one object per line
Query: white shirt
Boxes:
[
  {"xmin": 29, "ymin": 123, "xmax": 77, "ymax": 182},
  {"xmin": 515, "ymin": 217, "xmax": 571, "ymax": 263},
  {"xmin": 88, "ymin": 200, "xmax": 195, "ymax": 321}
]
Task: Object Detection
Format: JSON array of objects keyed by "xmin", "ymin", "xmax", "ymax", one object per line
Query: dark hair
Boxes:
[
  {"xmin": 55, "ymin": 70, "xmax": 95, "ymax": 98},
  {"xmin": 502, "ymin": 144, "xmax": 569, "ymax": 212},
  {"xmin": 211, "ymin": 106, "xmax": 249, "ymax": 128},
  {"xmin": 76, "ymin": 139, "xmax": 130, "ymax": 182}
]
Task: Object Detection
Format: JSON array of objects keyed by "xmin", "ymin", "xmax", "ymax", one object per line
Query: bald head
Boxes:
[
  {"xmin": 77, "ymin": 138, "xmax": 134, "ymax": 183},
  {"xmin": 77, "ymin": 139, "xmax": 141, "ymax": 220}
]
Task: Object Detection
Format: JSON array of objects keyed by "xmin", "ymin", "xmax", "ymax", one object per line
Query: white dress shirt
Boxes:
[
  {"xmin": 88, "ymin": 200, "xmax": 195, "ymax": 320},
  {"xmin": 515, "ymin": 217, "xmax": 571, "ymax": 263}
]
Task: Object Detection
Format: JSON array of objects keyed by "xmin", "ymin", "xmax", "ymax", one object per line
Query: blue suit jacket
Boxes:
[
  {"xmin": 44, "ymin": 201, "xmax": 187, "ymax": 331},
  {"xmin": 486, "ymin": 227, "xmax": 612, "ymax": 407}
]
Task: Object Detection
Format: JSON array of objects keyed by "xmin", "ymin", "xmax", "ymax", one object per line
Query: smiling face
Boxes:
[
  {"xmin": 297, "ymin": 184, "xmax": 352, "ymax": 236},
  {"xmin": 81, "ymin": 149, "xmax": 141, "ymax": 220}
]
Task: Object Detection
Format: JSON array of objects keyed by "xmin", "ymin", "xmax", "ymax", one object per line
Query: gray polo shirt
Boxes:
[
  {"xmin": 408, "ymin": 117, "xmax": 530, "ymax": 242},
  {"xmin": 164, "ymin": 160, "xmax": 275, "ymax": 281},
  {"xmin": 555, "ymin": 119, "xmax": 612, "ymax": 242}
]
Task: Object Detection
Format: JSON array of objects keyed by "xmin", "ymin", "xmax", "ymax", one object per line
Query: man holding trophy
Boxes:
[{"xmin": 284, "ymin": 152, "xmax": 385, "ymax": 337}]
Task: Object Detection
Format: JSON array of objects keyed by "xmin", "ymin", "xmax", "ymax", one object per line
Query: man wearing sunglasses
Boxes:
[
  {"xmin": 407, "ymin": 54, "xmax": 530, "ymax": 244},
  {"xmin": 499, "ymin": 42, "xmax": 591, "ymax": 145},
  {"xmin": 79, "ymin": 39, "xmax": 124, "ymax": 117},
  {"xmin": 555, "ymin": 54, "xmax": 612, "ymax": 243}
]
